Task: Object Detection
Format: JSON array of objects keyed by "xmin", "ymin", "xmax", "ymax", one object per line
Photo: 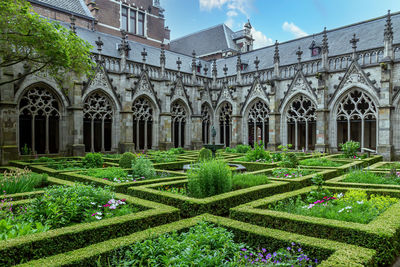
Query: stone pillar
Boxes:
[
  {"xmin": 230, "ymin": 115, "xmax": 242, "ymax": 147},
  {"xmin": 315, "ymin": 74, "xmax": 330, "ymax": 153},
  {"xmin": 267, "ymin": 83, "xmax": 280, "ymax": 151},
  {"xmin": 159, "ymin": 112, "xmax": 173, "ymax": 150},
  {"xmin": 191, "ymin": 115, "xmax": 203, "ymax": 149},
  {"xmin": 66, "ymin": 81, "xmax": 85, "ymax": 156},
  {"xmin": 0, "ymin": 67, "xmax": 19, "ymax": 165},
  {"xmin": 119, "ymin": 76, "xmax": 135, "ymax": 153}
]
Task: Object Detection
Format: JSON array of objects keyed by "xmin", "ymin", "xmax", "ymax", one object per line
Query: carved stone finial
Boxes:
[
  {"xmin": 191, "ymin": 50, "xmax": 197, "ymax": 71},
  {"xmin": 212, "ymin": 59, "xmax": 217, "ymax": 77},
  {"xmin": 95, "ymin": 36, "xmax": 103, "ymax": 54},
  {"xmin": 384, "ymin": 10, "xmax": 393, "ymax": 40},
  {"xmin": 176, "ymin": 57, "xmax": 182, "ymax": 71},
  {"xmin": 350, "ymin": 33, "xmax": 359, "ymax": 60},
  {"xmin": 322, "ymin": 27, "xmax": 329, "ymax": 53},
  {"xmin": 223, "ymin": 64, "xmax": 228, "ymax": 76},
  {"xmin": 236, "ymin": 51, "xmax": 241, "ymax": 71},
  {"xmin": 118, "ymin": 30, "xmax": 131, "ymax": 55},
  {"xmin": 141, "ymin": 48, "xmax": 147, "ymax": 63},
  {"xmin": 203, "ymin": 64, "xmax": 208, "ymax": 75},
  {"xmin": 254, "ymin": 56, "xmax": 260, "ymax": 71},
  {"xmin": 70, "ymin": 15, "xmax": 76, "ymax": 34},
  {"xmin": 274, "ymin": 40, "xmax": 280, "ymax": 64},
  {"xmin": 296, "ymin": 46, "xmax": 303, "ymax": 63},
  {"xmin": 160, "ymin": 42, "xmax": 166, "ymax": 65}
]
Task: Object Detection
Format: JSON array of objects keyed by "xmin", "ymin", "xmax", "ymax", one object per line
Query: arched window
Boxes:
[
  {"xmin": 336, "ymin": 89, "xmax": 377, "ymax": 149},
  {"xmin": 218, "ymin": 102, "xmax": 232, "ymax": 147},
  {"xmin": 286, "ymin": 95, "xmax": 316, "ymax": 151},
  {"xmin": 248, "ymin": 100, "xmax": 269, "ymax": 147},
  {"xmin": 132, "ymin": 97, "xmax": 153, "ymax": 150},
  {"xmin": 19, "ymin": 86, "xmax": 60, "ymax": 154},
  {"xmin": 83, "ymin": 92, "xmax": 113, "ymax": 152},
  {"xmin": 201, "ymin": 103, "xmax": 211, "ymax": 144},
  {"xmin": 171, "ymin": 102, "xmax": 187, "ymax": 148}
]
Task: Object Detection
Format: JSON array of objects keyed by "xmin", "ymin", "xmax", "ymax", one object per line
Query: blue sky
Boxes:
[{"xmin": 162, "ymin": 0, "xmax": 400, "ymax": 48}]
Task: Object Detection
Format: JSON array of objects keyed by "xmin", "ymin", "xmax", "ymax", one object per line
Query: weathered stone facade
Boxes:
[{"xmin": 1, "ymin": 6, "xmax": 400, "ymax": 164}]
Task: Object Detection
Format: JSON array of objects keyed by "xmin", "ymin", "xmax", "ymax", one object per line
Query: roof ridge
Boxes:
[{"xmin": 170, "ymin": 23, "xmax": 225, "ymax": 42}]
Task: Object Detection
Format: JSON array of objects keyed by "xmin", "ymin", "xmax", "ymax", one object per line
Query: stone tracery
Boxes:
[
  {"xmin": 171, "ymin": 101, "xmax": 187, "ymax": 147},
  {"xmin": 132, "ymin": 97, "xmax": 153, "ymax": 150},
  {"xmin": 218, "ymin": 102, "xmax": 232, "ymax": 147},
  {"xmin": 247, "ymin": 100, "xmax": 269, "ymax": 147},
  {"xmin": 201, "ymin": 103, "xmax": 212, "ymax": 144}
]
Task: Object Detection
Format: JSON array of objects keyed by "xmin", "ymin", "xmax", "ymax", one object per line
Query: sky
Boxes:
[{"xmin": 162, "ymin": 0, "xmax": 400, "ymax": 48}]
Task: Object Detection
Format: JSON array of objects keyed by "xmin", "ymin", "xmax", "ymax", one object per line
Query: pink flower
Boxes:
[
  {"xmin": 103, "ymin": 204, "xmax": 110, "ymax": 207},
  {"xmin": 91, "ymin": 213, "xmax": 97, "ymax": 216}
]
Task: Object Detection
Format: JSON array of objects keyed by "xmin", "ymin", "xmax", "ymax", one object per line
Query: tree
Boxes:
[{"xmin": 0, "ymin": 0, "xmax": 95, "ymax": 86}]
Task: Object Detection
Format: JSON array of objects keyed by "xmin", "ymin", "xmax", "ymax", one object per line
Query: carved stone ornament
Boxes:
[
  {"xmin": 89, "ymin": 70, "xmax": 109, "ymax": 89},
  {"xmin": 343, "ymin": 68, "xmax": 367, "ymax": 87},
  {"xmin": 248, "ymin": 100, "xmax": 269, "ymax": 123},
  {"xmin": 286, "ymin": 95, "xmax": 316, "ymax": 122},
  {"xmin": 336, "ymin": 89, "xmax": 377, "ymax": 120},
  {"xmin": 84, "ymin": 92, "xmax": 113, "ymax": 120},
  {"xmin": 171, "ymin": 102, "xmax": 187, "ymax": 123},
  {"xmin": 219, "ymin": 102, "xmax": 232, "ymax": 123},
  {"xmin": 19, "ymin": 87, "xmax": 60, "ymax": 117},
  {"xmin": 132, "ymin": 97, "xmax": 153, "ymax": 121}
]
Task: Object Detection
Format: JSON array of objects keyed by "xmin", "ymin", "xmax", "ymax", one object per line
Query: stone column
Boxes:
[
  {"xmin": 119, "ymin": 75, "xmax": 135, "ymax": 153},
  {"xmin": 0, "ymin": 67, "xmax": 19, "ymax": 165},
  {"xmin": 230, "ymin": 115, "xmax": 242, "ymax": 147},
  {"xmin": 315, "ymin": 74, "xmax": 330, "ymax": 153},
  {"xmin": 66, "ymin": 81, "xmax": 85, "ymax": 156},
  {"xmin": 267, "ymin": 83, "xmax": 280, "ymax": 151},
  {"xmin": 159, "ymin": 112, "xmax": 173, "ymax": 150}
]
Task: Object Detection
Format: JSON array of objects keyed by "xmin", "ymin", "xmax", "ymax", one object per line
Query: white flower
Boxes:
[
  {"xmin": 95, "ymin": 216, "xmax": 102, "ymax": 220},
  {"xmin": 90, "ymin": 202, "xmax": 96, "ymax": 205},
  {"xmin": 97, "ymin": 212, "xmax": 102, "ymax": 215},
  {"xmin": 337, "ymin": 193, "xmax": 343, "ymax": 199},
  {"xmin": 357, "ymin": 201, "xmax": 364, "ymax": 205},
  {"xmin": 345, "ymin": 206, "xmax": 352, "ymax": 209},
  {"xmin": 338, "ymin": 208, "xmax": 344, "ymax": 213},
  {"xmin": 109, "ymin": 205, "xmax": 117, "ymax": 210}
]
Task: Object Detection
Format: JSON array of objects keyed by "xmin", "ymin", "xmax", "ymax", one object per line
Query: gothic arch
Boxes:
[
  {"xmin": 17, "ymin": 83, "xmax": 64, "ymax": 155},
  {"xmin": 83, "ymin": 90, "xmax": 115, "ymax": 152},
  {"xmin": 243, "ymin": 98, "xmax": 270, "ymax": 147},
  {"xmin": 281, "ymin": 93, "xmax": 317, "ymax": 150},
  {"xmin": 132, "ymin": 95, "xmax": 157, "ymax": 150},
  {"xmin": 171, "ymin": 100, "xmax": 189, "ymax": 148},
  {"xmin": 332, "ymin": 88, "xmax": 378, "ymax": 150},
  {"xmin": 216, "ymin": 101, "xmax": 233, "ymax": 147}
]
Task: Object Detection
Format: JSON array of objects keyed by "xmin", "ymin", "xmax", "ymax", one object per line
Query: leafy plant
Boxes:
[
  {"xmin": 340, "ymin": 141, "xmax": 360, "ymax": 159},
  {"xmin": 299, "ymin": 158, "xmax": 343, "ymax": 167},
  {"xmin": 0, "ymin": 168, "xmax": 47, "ymax": 194},
  {"xmin": 0, "ymin": 217, "xmax": 50, "ymax": 241},
  {"xmin": 235, "ymin": 144, "xmax": 252, "ymax": 154},
  {"xmin": 306, "ymin": 174, "xmax": 331, "ymax": 203},
  {"xmin": 244, "ymin": 142, "xmax": 271, "ymax": 162},
  {"xmin": 231, "ymin": 174, "xmax": 270, "ymax": 190},
  {"xmin": 85, "ymin": 167, "xmax": 128, "ymax": 181},
  {"xmin": 20, "ymin": 144, "xmax": 31, "ymax": 155},
  {"xmin": 343, "ymin": 170, "xmax": 400, "ymax": 185},
  {"xmin": 151, "ymin": 151, "xmax": 177, "ymax": 163},
  {"xmin": 198, "ymin": 148, "xmax": 212, "ymax": 161},
  {"xmin": 82, "ymin": 153, "xmax": 103, "ymax": 168},
  {"xmin": 169, "ymin": 147, "xmax": 184, "ymax": 154},
  {"xmin": 131, "ymin": 156, "xmax": 155, "ymax": 178},
  {"xmin": 187, "ymin": 159, "xmax": 232, "ymax": 198},
  {"xmin": 119, "ymin": 152, "xmax": 136, "ymax": 168},
  {"xmin": 279, "ymin": 152, "xmax": 298, "ymax": 168},
  {"xmin": 272, "ymin": 168, "xmax": 315, "ymax": 178}
]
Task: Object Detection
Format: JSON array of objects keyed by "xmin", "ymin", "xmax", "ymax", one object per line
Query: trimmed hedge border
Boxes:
[
  {"xmin": 248, "ymin": 168, "xmax": 338, "ymax": 190},
  {"xmin": 27, "ymin": 163, "xmax": 118, "ymax": 177},
  {"xmin": 153, "ymin": 160, "xmax": 194, "ymax": 170},
  {"xmin": 228, "ymin": 160, "xmax": 276, "ymax": 171},
  {"xmin": 298, "ymin": 160, "xmax": 363, "ymax": 175},
  {"xmin": 17, "ymin": 214, "xmax": 376, "ymax": 267},
  {"xmin": 369, "ymin": 161, "xmax": 400, "ymax": 171},
  {"xmin": 127, "ymin": 179, "xmax": 289, "ymax": 217},
  {"xmin": 58, "ymin": 169, "xmax": 187, "ymax": 193},
  {"xmin": 325, "ymin": 171, "xmax": 400, "ymax": 190},
  {"xmin": 0, "ymin": 193, "xmax": 180, "ymax": 266},
  {"xmin": 323, "ymin": 154, "xmax": 383, "ymax": 168},
  {"xmin": 8, "ymin": 157, "xmax": 83, "ymax": 168},
  {"xmin": 230, "ymin": 185, "xmax": 400, "ymax": 265}
]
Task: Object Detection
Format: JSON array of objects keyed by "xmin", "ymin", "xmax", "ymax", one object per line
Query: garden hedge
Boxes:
[
  {"xmin": 27, "ymin": 163, "xmax": 118, "ymax": 177},
  {"xmin": 153, "ymin": 160, "xmax": 194, "ymax": 170},
  {"xmin": 58, "ymin": 169, "xmax": 187, "ymax": 193},
  {"xmin": 325, "ymin": 171, "xmax": 400, "ymax": 191},
  {"xmin": 127, "ymin": 179, "xmax": 289, "ymax": 217},
  {"xmin": 369, "ymin": 161, "xmax": 400, "ymax": 171},
  {"xmin": 0, "ymin": 194, "xmax": 179, "ymax": 266},
  {"xmin": 8, "ymin": 157, "xmax": 83, "ymax": 168},
  {"xmin": 230, "ymin": 185, "xmax": 400, "ymax": 265},
  {"xmin": 249, "ymin": 168, "xmax": 339, "ymax": 190},
  {"xmin": 228, "ymin": 160, "xmax": 276, "ymax": 171},
  {"xmin": 17, "ymin": 214, "xmax": 376, "ymax": 267},
  {"xmin": 298, "ymin": 160, "xmax": 363, "ymax": 175},
  {"xmin": 324, "ymin": 154, "xmax": 383, "ymax": 168}
]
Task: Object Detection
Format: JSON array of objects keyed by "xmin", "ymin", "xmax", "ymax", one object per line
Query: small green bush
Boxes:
[
  {"xmin": 187, "ymin": 160, "xmax": 232, "ymax": 198},
  {"xmin": 198, "ymin": 148, "xmax": 212, "ymax": 161},
  {"xmin": 244, "ymin": 142, "xmax": 271, "ymax": 162},
  {"xmin": 132, "ymin": 157, "xmax": 156, "ymax": 178},
  {"xmin": 82, "ymin": 153, "xmax": 103, "ymax": 168},
  {"xmin": 119, "ymin": 152, "xmax": 136, "ymax": 168},
  {"xmin": 169, "ymin": 147, "xmax": 184, "ymax": 154},
  {"xmin": 299, "ymin": 158, "xmax": 343, "ymax": 167},
  {"xmin": 231, "ymin": 174, "xmax": 270, "ymax": 190},
  {"xmin": 340, "ymin": 141, "xmax": 360, "ymax": 159},
  {"xmin": 279, "ymin": 152, "xmax": 298, "ymax": 168},
  {"xmin": 151, "ymin": 151, "xmax": 177, "ymax": 163},
  {"xmin": 236, "ymin": 144, "xmax": 252, "ymax": 154}
]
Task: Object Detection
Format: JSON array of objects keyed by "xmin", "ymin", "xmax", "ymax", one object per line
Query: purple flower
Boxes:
[
  {"xmin": 287, "ymin": 247, "xmax": 291, "ymax": 251},
  {"xmin": 241, "ymin": 248, "xmax": 247, "ymax": 251}
]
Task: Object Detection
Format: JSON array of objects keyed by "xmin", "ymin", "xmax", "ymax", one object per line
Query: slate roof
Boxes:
[
  {"xmin": 30, "ymin": 0, "xmax": 94, "ymax": 19},
  {"xmin": 169, "ymin": 24, "xmax": 239, "ymax": 57}
]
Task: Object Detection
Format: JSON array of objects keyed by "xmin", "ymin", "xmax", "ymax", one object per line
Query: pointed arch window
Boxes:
[
  {"xmin": 336, "ymin": 89, "xmax": 377, "ymax": 149},
  {"xmin": 83, "ymin": 92, "xmax": 113, "ymax": 152},
  {"xmin": 219, "ymin": 102, "xmax": 232, "ymax": 147},
  {"xmin": 248, "ymin": 100, "xmax": 269, "ymax": 147},
  {"xmin": 19, "ymin": 86, "xmax": 60, "ymax": 154},
  {"xmin": 171, "ymin": 102, "xmax": 187, "ymax": 148},
  {"xmin": 286, "ymin": 95, "xmax": 316, "ymax": 151},
  {"xmin": 132, "ymin": 97, "xmax": 153, "ymax": 150}
]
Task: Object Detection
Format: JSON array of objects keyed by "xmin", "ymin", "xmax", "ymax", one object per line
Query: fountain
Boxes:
[{"xmin": 203, "ymin": 126, "xmax": 224, "ymax": 158}]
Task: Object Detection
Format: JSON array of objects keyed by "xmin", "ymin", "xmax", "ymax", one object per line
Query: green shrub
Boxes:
[
  {"xmin": 225, "ymin": 147, "xmax": 236, "ymax": 153},
  {"xmin": 34, "ymin": 157, "xmax": 54, "ymax": 163},
  {"xmin": 82, "ymin": 153, "xmax": 103, "ymax": 168},
  {"xmin": 0, "ymin": 168, "xmax": 47, "ymax": 194},
  {"xmin": 279, "ymin": 152, "xmax": 298, "ymax": 168},
  {"xmin": 198, "ymin": 148, "xmax": 212, "ymax": 161},
  {"xmin": 169, "ymin": 147, "xmax": 184, "ymax": 154},
  {"xmin": 132, "ymin": 156, "xmax": 156, "ymax": 178},
  {"xmin": 343, "ymin": 170, "xmax": 400, "ymax": 185},
  {"xmin": 244, "ymin": 142, "xmax": 271, "ymax": 162},
  {"xmin": 119, "ymin": 152, "xmax": 136, "ymax": 168},
  {"xmin": 85, "ymin": 167, "xmax": 128, "ymax": 181},
  {"xmin": 236, "ymin": 144, "xmax": 251, "ymax": 154},
  {"xmin": 299, "ymin": 158, "xmax": 343, "ymax": 167},
  {"xmin": 231, "ymin": 174, "xmax": 270, "ymax": 190},
  {"xmin": 271, "ymin": 168, "xmax": 315, "ymax": 178},
  {"xmin": 0, "ymin": 217, "xmax": 50, "ymax": 241},
  {"xmin": 340, "ymin": 141, "xmax": 360, "ymax": 159},
  {"xmin": 187, "ymin": 160, "xmax": 232, "ymax": 198},
  {"xmin": 151, "ymin": 151, "xmax": 177, "ymax": 163}
]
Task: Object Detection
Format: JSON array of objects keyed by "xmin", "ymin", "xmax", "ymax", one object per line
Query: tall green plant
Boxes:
[
  {"xmin": 244, "ymin": 142, "xmax": 271, "ymax": 162},
  {"xmin": 82, "ymin": 153, "xmax": 103, "ymax": 168},
  {"xmin": 340, "ymin": 141, "xmax": 360, "ymax": 158},
  {"xmin": 198, "ymin": 148, "xmax": 212, "ymax": 161},
  {"xmin": 119, "ymin": 152, "xmax": 136, "ymax": 168},
  {"xmin": 187, "ymin": 160, "xmax": 232, "ymax": 198},
  {"xmin": 131, "ymin": 157, "xmax": 155, "ymax": 178}
]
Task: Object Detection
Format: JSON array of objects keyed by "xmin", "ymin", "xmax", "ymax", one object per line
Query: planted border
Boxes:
[
  {"xmin": 228, "ymin": 160, "xmax": 276, "ymax": 171},
  {"xmin": 58, "ymin": 169, "xmax": 187, "ymax": 193},
  {"xmin": 153, "ymin": 160, "xmax": 194, "ymax": 170},
  {"xmin": 28, "ymin": 163, "xmax": 118, "ymax": 177},
  {"xmin": 8, "ymin": 157, "xmax": 83, "ymax": 168},
  {"xmin": 18, "ymin": 214, "xmax": 376, "ymax": 267},
  {"xmin": 325, "ymin": 171, "xmax": 400, "ymax": 190},
  {"xmin": 127, "ymin": 179, "xmax": 288, "ymax": 217},
  {"xmin": 369, "ymin": 161, "xmax": 400, "ymax": 171},
  {"xmin": 324, "ymin": 154, "xmax": 383, "ymax": 168},
  {"xmin": 0, "ymin": 193, "xmax": 179, "ymax": 266},
  {"xmin": 230, "ymin": 185, "xmax": 400, "ymax": 265}
]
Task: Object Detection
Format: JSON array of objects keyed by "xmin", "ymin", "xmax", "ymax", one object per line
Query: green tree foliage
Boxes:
[{"xmin": 0, "ymin": 0, "xmax": 95, "ymax": 86}]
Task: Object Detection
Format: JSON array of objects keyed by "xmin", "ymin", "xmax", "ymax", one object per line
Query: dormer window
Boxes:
[{"xmin": 309, "ymin": 40, "xmax": 321, "ymax": 57}]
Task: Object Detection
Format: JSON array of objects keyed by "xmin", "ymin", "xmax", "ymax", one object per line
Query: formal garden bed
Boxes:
[
  {"xmin": 17, "ymin": 214, "xmax": 376, "ymax": 267},
  {"xmin": 8, "ymin": 156, "xmax": 83, "ymax": 168},
  {"xmin": 230, "ymin": 185, "xmax": 400, "ymax": 265},
  {"xmin": 369, "ymin": 161, "xmax": 400, "ymax": 171}
]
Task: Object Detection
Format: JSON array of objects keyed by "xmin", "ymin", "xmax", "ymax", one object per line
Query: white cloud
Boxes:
[
  {"xmin": 282, "ymin": 22, "xmax": 308, "ymax": 38},
  {"xmin": 199, "ymin": 0, "xmax": 229, "ymax": 10},
  {"xmin": 251, "ymin": 27, "xmax": 273, "ymax": 49},
  {"xmin": 200, "ymin": 0, "xmax": 252, "ymax": 28},
  {"xmin": 226, "ymin": 10, "xmax": 238, "ymax": 17}
]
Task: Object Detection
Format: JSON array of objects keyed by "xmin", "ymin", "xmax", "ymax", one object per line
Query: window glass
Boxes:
[
  {"xmin": 121, "ymin": 7, "xmax": 128, "ymax": 31},
  {"xmin": 130, "ymin": 10, "xmax": 136, "ymax": 34},
  {"xmin": 138, "ymin": 12, "xmax": 144, "ymax": 36}
]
